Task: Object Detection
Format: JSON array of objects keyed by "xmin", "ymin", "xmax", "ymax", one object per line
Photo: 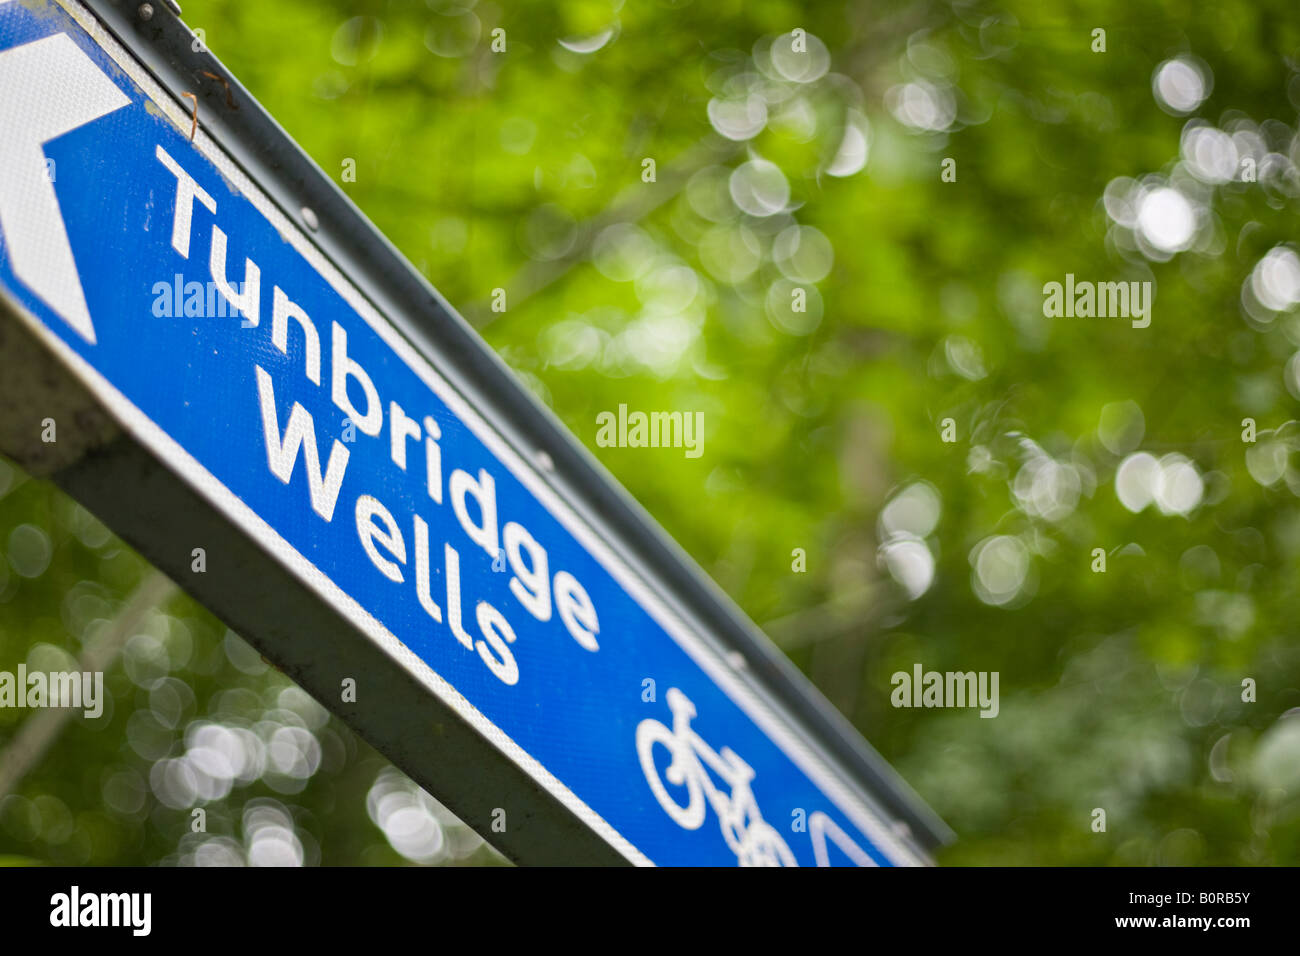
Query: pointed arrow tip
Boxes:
[{"xmin": 0, "ymin": 33, "xmax": 129, "ymax": 348}]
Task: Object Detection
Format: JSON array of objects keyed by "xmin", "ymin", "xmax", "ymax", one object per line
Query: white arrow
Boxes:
[{"xmin": 0, "ymin": 33, "xmax": 130, "ymax": 344}]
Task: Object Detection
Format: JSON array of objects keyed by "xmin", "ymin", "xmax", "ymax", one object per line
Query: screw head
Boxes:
[
  {"xmin": 301, "ymin": 207, "xmax": 319, "ymax": 231},
  {"xmin": 138, "ymin": 3, "xmax": 154, "ymax": 20}
]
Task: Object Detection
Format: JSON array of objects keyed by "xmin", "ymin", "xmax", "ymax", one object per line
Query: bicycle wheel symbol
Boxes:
[
  {"xmin": 738, "ymin": 820, "xmax": 798, "ymax": 867},
  {"xmin": 636, "ymin": 716, "xmax": 706, "ymax": 830}
]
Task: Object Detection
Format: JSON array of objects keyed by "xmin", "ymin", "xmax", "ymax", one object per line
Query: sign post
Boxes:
[{"xmin": 0, "ymin": 0, "xmax": 950, "ymax": 865}]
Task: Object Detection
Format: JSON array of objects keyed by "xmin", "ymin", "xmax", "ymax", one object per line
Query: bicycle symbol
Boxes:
[{"xmin": 636, "ymin": 687, "xmax": 797, "ymax": 866}]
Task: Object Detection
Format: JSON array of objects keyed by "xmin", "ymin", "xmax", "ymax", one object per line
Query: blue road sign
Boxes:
[{"xmin": 0, "ymin": 0, "xmax": 936, "ymax": 865}]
